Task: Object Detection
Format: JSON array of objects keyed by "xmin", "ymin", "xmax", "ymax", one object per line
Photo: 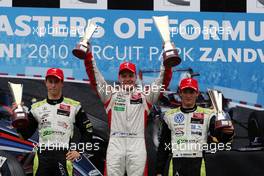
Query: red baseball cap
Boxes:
[
  {"xmin": 119, "ymin": 62, "xmax": 136, "ymax": 74},
  {"xmin": 46, "ymin": 68, "xmax": 64, "ymax": 81},
  {"xmin": 179, "ymin": 78, "xmax": 199, "ymax": 92}
]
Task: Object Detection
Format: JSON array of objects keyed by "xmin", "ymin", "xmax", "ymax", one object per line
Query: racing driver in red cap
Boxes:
[
  {"xmin": 12, "ymin": 68, "xmax": 93, "ymax": 176},
  {"xmin": 156, "ymin": 78, "xmax": 234, "ymax": 176},
  {"xmin": 83, "ymin": 51, "xmax": 173, "ymax": 175}
]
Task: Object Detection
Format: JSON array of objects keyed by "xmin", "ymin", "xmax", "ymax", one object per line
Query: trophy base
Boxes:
[
  {"xmin": 72, "ymin": 44, "xmax": 89, "ymax": 60},
  {"xmin": 11, "ymin": 112, "xmax": 29, "ymax": 129},
  {"xmin": 12, "ymin": 118, "xmax": 29, "ymax": 129},
  {"xmin": 163, "ymin": 49, "xmax": 181, "ymax": 67},
  {"xmin": 215, "ymin": 120, "xmax": 232, "ymax": 129}
]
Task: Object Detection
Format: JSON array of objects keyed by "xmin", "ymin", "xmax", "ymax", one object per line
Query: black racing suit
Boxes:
[
  {"xmin": 17, "ymin": 96, "xmax": 93, "ymax": 176},
  {"xmin": 156, "ymin": 105, "xmax": 234, "ymax": 176}
]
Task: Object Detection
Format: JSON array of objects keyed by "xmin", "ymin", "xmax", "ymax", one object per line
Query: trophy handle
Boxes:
[{"xmin": 72, "ymin": 19, "xmax": 98, "ymax": 60}]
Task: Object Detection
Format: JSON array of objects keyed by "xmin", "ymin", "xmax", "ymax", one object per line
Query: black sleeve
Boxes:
[
  {"xmin": 156, "ymin": 120, "xmax": 171, "ymax": 175},
  {"xmin": 17, "ymin": 112, "xmax": 38, "ymax": 140},
  {"xmin": 72, "ymin": 107, "xmax": 93, "ymax": 146},
  {"xmin": 209, "ymin": 115, "xmax": 234, "ymax": 143}
]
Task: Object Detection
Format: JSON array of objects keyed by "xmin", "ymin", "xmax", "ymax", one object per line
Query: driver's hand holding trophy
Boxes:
[
  {"xmin": 72, "ymin": 19, "xmax": 98, "ymax": 59},
  {"xmin": 73, "ymin": 16, "xmax": 181, "ymax": 68},
  {"xmin": 8, "ymin": 82, "xmax": 28, "ymax": 129},
  {"xmin": 208, "ymin": 89, "xmax": 234, "ymax": 134}
]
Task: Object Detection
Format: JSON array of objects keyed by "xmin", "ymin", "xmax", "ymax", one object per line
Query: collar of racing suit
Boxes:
[
  {"xmin": 180, "ymin": 105, "xmax": 197, "ymax": 113},
  {"xmin": 46, "ymin": 96, "xmax": 63, "ymax": 105}
]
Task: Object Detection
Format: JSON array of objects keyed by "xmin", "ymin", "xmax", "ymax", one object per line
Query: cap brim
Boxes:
[
  {"xmin": 180, "ymin": 86, "xmax": 198, "ymax": 92},
  {"xmin": 119, "ymin": 68, "xmax": 136, "ymax": 74},
  {"xmin": 46, "ymin": 75, "xmax": 63, "ymax": 81}
]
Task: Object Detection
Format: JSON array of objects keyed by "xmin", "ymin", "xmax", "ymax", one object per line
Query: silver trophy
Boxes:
[
  {"xmin": 208, "ymin": 89, "xmax": 232, "ymax": 129},
  {"xmin": 8, "ymin": 82, "xmax": 28, "ymax": 128},
  {"xmin": 153, "ymin": 16, "xmax": 181, "ymax": 67},
  {"xmin": 72, "ymin": 19, "xmax": 98, "ymax": 60}
]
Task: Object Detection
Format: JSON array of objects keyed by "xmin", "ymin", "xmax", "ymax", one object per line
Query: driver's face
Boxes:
[
  {"xmin": 179, "ymin": 88, "xmax": 199, "ymax": 108},
  {"xmin": 119, "ymin": 70, "xmax": 136, "ymax": 88},
  {"xmin": 45, "ymin": 77, "xmax": 63, "ymax": 97}
]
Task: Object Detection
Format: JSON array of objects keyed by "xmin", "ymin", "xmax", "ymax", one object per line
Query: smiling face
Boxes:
[
  {"xmin": 45, "ymin": 76, "xmax": 63, "ymax": 99},
  {"xmin": 179, "ymin": 88, "xmax": 199, "ymax": 108},
  {"xmin": 118, "ymin": 70, "xmax": 136, "ymax": 89}
]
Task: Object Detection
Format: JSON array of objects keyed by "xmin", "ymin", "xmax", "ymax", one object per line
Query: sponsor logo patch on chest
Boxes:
[
  {"xmin": 191, "ymin": 113, "xmax": 204, "ymax": 124},
  {"xmin": 57, "ymin": 104, "xmax": 71, "ymax": 116},
  {"xmin": 130, "ymin": 93, "xmax": 143, "ymax": 104},
  {"xmin": 193, "ymin": 113, "xmax": 204, "ymax": 119},
  {"xmin": 174, "ymin": 113, "xmax": 185, "ymax": 123},
  {"xmin": 59, "ymin": 104, "xmax": 71, "ymax": 111}
]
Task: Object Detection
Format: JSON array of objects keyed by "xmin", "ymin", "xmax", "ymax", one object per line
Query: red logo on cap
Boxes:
[
  {"xmin": 179, "ymin": 78, "xmax": 199, "ymax": 92},
  {"xmin": 119, "ymin": 62, "xmax": 136, "ymax": 74},
  {"xmin": 46, "ymin": 68, "xmax": 64, "ymax": 81}
]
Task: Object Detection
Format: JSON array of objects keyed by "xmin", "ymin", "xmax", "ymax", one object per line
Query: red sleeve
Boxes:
[
  {"xmin": 163, "ymin": 67, "xmax": 173, "ymax": 90},
  {"xmin": 84, "ymin": 52, "xmax": 97, "ymax": 92},
  {"xmin": 159, "ymin": 67, "xmax": 172, "ymax": 99}
]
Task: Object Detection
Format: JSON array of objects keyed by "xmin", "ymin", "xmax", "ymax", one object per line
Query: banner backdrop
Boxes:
[{"xmin": 0, "ymin": 7, "xmax": 263, "ymax": 105}]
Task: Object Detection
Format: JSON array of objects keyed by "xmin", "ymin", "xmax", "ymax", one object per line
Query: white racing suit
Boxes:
[
  {"xmin": 17, "ymin": 96, "xmax": 93, "ymax": 176},
  {"xmin": 84, "ymin": 52, "xmax": 172, "ymax": 176}
]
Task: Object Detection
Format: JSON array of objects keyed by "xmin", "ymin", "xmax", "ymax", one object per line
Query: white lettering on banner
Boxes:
[
  {"xmin": 91, "ymin": 17, "xmax": 105, "ymax": 38},
  {"xmin": 258, "ymin": 49, "xmax": 264, "ymax": 63},
  {"xmin": 0, "ymin": 44, "xmax": 22, "ymax": 58},
  {"xmin": 0, "ymin": 43, "xmax": 263, "ymax": 64},
  {"xmin": 32, "ymin": 16, "xmax": 51, "ymax": 37},
  {"xmin": 222, "ymin": 21, "xmax": 246, "ymax": 41},
  {"xmin": 203, "ymin": 20, "xmax": 221, "ymax": 40},
  {"xmin": 15, "ymin": 15, "xmax": 31, "ymax": 36},
  {"xmin": 70, "ymin": 17, "xmax": 86, "ymax": 37},
  {"xmin": 179, "ymin": 19, "xmax": 201, "ymax": 40},
  {"xmin": 183, "ymin": 48, "xmax": 194, "ymax": 61},
  {"xmin": 200, "ymin": 48, "xmax": 264, "ymax": 63},
  {"xmin": 1, "ymin": 14, "xmax": 263, "ymax": 42},
  {"xmin": 0, "ymin": 15, "xmax": 14, "ymax": 35},
  {"xmin": 248, "ymin": 21, "xmax": 264, "ymax": 42},
  {"xmin": 114, "ymin": 18, "xmax": 136, "ymax": 39},
  {"xmin": 149, "ymin": 47, "xmax": 160, "ymax": 61},
  {"xmin": 0, "ymin": 15, "xmax": 105, "ymax": 37},
  {"xmin": 52, "ymin": 16, "xmax": 68, "ymax": 37},
  {"xmin": 138, "ymin": 19, "xmax": 153, "ymax": 39},
  {"xmin": 244, "ymin": 48, "xmax": 257, "ymax": 63},
  {"xmin": 0, "ymin": 44, "xmax": 68, "ymax": 59},
  {"xmin": 200, "ymin": 48, "xmax": 212, "ymax": 62},
  {"xmin": 91, "ymin": 45, "xmax": 144, "ymax": 61}
]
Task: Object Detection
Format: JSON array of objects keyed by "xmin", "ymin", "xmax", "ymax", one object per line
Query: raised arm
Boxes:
[
  {"xmin": 84, "ymin": 52, "xmax": 112, "ymax": 103},
  {"xmin": 145, "ymin": 64, "xmax": 172, "ymax": 105}
]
